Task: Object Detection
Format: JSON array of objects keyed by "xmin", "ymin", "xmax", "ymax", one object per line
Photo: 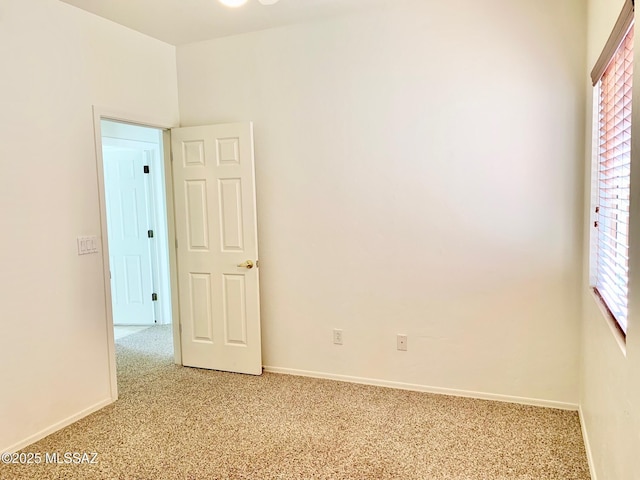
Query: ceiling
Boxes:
[{"xmin": 60, "ymin": 0, "xmax": 394, "ymax": 46}]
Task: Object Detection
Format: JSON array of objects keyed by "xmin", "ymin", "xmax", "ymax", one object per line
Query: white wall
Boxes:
[
  {"xmin": 0, "ymin": 0, "xmax": 179, "ymax": 452},
  {"xmin": 581, "ymin": 1, "xmax": 640, "ymax": 478},
  {"xmin": 177, "ymin": 0, "xmax": 586, "ymax": 406}
]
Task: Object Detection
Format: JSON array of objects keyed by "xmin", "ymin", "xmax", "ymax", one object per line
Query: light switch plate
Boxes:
[{"xmin": 77, "ymin": 236, "xmax": 99, "ymax": 255}]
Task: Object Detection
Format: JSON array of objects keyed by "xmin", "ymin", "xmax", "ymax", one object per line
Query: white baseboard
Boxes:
[
  {"xmin": 263, "ymin": 366, "xmax": 579, "ymax": 411},
  {"xmin": 2, "ymin": 398, "xmax": 113, "ymax": 454},
  {"xmin": 578, "ymin": 405, "xmax": 598, "ymax": 480}
]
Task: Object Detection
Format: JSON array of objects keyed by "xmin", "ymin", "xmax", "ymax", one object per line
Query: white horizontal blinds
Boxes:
[
  {"xmin": 591, "ymin": 0, "xmax": 634, "ymax": 86},
  {"xmin": 595, "ymin": 23, "xmax": 634, "ymax": 334}
]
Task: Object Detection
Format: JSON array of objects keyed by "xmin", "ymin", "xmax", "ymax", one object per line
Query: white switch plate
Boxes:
[
  {"xmin": 397, "ymin": 334, "xmax": 408, "ymax": 351},
  {"xmin": 77, "ymin": 236, "xmax": 99, "ymax": 255}
]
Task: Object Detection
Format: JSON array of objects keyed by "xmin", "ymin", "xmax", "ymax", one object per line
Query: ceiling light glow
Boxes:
[{"xmin": 218, "ymin": 0, "xmax": 249, "ymax": 7}]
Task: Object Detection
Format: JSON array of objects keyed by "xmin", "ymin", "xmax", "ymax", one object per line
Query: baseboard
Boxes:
[
  {"xmin": 2, "ymin": 398, "xmax": 113, "ymax": 454},
  {"xmin": 578, "ymin": 405, "xmax": 598, "ymax": 480},
  {"xmin": 263, "ymin": 366, "xmax": 579, "ymax": 411}
]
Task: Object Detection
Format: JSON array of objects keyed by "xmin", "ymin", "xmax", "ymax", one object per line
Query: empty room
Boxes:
[{"xmin": 0, "ymin": 0, "xmax": 638, "ymax": 478}]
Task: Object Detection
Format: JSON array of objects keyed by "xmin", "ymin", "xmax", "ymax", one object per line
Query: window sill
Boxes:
[{"xmin": 588, "ymin": 289, "xmax": 627, "ymax": 357}]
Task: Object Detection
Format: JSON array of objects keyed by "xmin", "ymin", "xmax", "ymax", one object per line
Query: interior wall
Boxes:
[
  {"xmin": 0, "ymin": 0, "xmax": 179, "ymax": 452},
  {"xmin": 581, "ymin": 0, "xmax": 640, "ymax": 478},
  {"xmin": 177, "ymin": 0, "xmax": 587, "ymax": 405}
]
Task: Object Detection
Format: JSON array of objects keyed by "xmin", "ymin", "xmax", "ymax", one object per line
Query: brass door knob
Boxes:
[{"xmin": 237, "ymin": 260, "xmax": 254, "ymax": 269}]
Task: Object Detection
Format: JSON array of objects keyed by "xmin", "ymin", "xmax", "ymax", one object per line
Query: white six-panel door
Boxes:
[
  {"xmin": 171, "ymin": 123, "xmax": 262, "ymax": 375},
  {"xmin": 103, "ymin": 145, "xmax": 156, "ymax": 325}
]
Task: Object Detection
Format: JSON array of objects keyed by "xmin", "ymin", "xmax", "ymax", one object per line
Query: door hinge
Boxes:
[
  {"xmin": 148, "ymin": 229, "xmax": 154, "ymax": 238},
  {"xmin": 175, "ymin": 238, "xmax": 178, "ymax": 249},
  {"xmin": 144, "ymin": 165, "xmax": 150, "ymax": 174},
  {"xmin": 152, "ymin": 293, "xmax": 158, "ymax": 301}
]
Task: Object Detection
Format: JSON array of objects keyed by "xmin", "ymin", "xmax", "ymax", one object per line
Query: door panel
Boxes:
[
  {"xmin": 123, "ymin": 255, "xmax": 144, "ymax": 303},
  {"xmin": 171, "ymin": 122, "xmax": 261, "ymax": 375},
  {"xmin": 185, "ymin": 180, "xmax": 210, "ymax": 249},
  {"xmin": 218, "ymin": 178, "xmax": 244, "ymax": 251},
  {"xmin": 189, "ymin": 273, "xmax": 214, "ymax": 342},
  {"xmin": 222, "ymin": 274, "xmax": 248, "ymax": 345}
]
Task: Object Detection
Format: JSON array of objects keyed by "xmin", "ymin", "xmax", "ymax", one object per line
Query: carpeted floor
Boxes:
[{"xmin": 1, "ymin": 326, "xmax": 591, "ymax": 479}]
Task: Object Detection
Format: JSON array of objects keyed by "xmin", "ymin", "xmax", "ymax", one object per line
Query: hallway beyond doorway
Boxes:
[{"xmin": 114, "ymin": 326, "xmax": 151, "ymax": 341}]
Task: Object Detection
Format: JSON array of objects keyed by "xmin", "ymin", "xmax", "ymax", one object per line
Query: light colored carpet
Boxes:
[{"xmin": 1, "ymin": 326, "xmax": 591, "ymax": 479}]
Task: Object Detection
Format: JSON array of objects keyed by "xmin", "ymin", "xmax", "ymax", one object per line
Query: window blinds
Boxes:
[
  {"xmin": 594, "ymin": 23, "xmax": 634, "ymax": 334},
  {"xmin": 591, "ymin": 0, "xmax": 634, "ymax": 86}
]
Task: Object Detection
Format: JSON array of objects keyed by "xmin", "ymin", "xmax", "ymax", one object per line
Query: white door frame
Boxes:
[{"xmin": 92, "ymin": 106, "xmax": 181, "ymax": 402}]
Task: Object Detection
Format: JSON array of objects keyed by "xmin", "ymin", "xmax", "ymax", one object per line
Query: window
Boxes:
[{"xmin": 591, "ymin": 0, "xmax": 634, "ymax": 336}]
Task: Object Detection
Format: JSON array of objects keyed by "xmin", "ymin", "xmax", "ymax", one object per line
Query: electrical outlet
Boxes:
[
  {"xmin": 333, "ymin": 329, "xmax": 343, "ymax": 345},
  {"xmin": 397, "ymin": 334, "xmax": 407, "ymax": 351}
]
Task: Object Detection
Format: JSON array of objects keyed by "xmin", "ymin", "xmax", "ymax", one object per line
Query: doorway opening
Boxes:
[
  {"xmin": 96, "ymin": 111, "xmax": 262, "ymax": 400},
  {"xmin": 100, "ymin": 120, "xmax": 174, "ymax": 357}
]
